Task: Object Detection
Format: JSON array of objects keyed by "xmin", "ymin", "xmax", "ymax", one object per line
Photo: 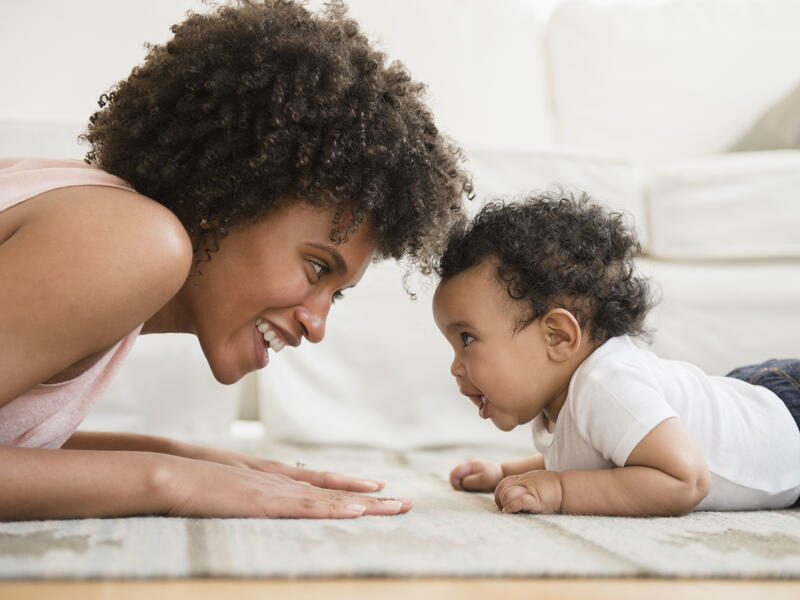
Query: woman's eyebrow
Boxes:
[{"xmin": 307, "ymin": 242, "xmax": 346, "ymax": 273}]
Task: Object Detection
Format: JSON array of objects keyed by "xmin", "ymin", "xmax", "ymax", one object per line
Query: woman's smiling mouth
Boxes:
[{"xmin": 256, "ymin": 318, "xmax": 286, "ymax": 352}]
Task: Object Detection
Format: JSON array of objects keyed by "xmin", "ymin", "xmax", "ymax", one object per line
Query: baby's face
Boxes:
[{"xmin": 432, "ymin": 260, "xmax": 565, "ymax": 432}]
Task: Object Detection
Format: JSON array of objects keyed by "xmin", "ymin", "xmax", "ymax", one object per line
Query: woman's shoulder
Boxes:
[
  {"xmin": 40, "ymin": 184, "xmax": 193, "ymax": 293},
  {"xmin": 0, "ymin": 184, "xmax": 193, "ymax": 405},
  {"xmin": 2, "ymin": 183, "xmax": 193, "ymax": 336}
]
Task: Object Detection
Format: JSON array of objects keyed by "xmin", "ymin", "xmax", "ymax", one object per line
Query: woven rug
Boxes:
[{"xmin": 1, "ymin": 443, "xmax": 799, "ymax": 580}]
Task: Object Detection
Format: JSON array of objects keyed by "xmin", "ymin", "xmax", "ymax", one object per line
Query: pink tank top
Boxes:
[{"xmin": 0, "ymin": 157, "xmax": 143, "ymax": 448}]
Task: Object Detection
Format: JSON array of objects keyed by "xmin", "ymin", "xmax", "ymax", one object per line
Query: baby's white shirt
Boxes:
[{"xmin": 531, "ymin": 335, "xmax": 800, "ymax": 510}]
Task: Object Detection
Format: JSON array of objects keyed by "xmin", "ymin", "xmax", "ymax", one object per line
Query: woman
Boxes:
[{"xmin": 0, "ymin": 0, "xmax": 468, "ymax": 519}]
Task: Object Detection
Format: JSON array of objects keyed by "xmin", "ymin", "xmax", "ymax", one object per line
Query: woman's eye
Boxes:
[
  {"xmin": 331, "ymin": 290, "xmax": 346, "ymax": 304},
  {"xmin": 309, "ymin": 260, "xmax": 326, "ymax": 280},
  {"xmin": 460, "ymin": 332, "xmax": 475, "ymax": 346}
]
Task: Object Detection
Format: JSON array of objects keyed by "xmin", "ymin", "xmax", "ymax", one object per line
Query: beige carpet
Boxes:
[{"xmin": 1, "ymin": 443, "xmax": 799, "ymax": 580}]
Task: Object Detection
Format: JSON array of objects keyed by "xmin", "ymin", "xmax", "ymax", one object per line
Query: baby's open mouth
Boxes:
[{"xmin": 479, "ymin": 395, "xmax": 489, "ymax": 419}]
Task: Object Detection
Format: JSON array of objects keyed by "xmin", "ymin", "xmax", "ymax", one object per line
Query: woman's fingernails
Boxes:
[
  {"xmin": 361, "ymin": 481, "xmax": 380, "ymax": 491},
  {"xmin": 346, "ymin": 505, "xmax": 367, "ymax": 516},
  {"xmin": 380, "ymin": 500, "xmax": 403, "ymax": 511}
]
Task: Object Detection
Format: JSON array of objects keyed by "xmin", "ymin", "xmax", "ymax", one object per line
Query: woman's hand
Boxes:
[
  {"xmin": 449, "ymin": 459, "xmax": 505, "ymax": 492},
  {"xmin": 176, "ymin": 443, "xmax": 387, "ymax": 493},
  {"xmin": 158, "ymin": 453, "xmax": 411, "ymax": 518},
  {"xmin": 494, "ymin": 470, "xmax": 563, "ymax": 514}
]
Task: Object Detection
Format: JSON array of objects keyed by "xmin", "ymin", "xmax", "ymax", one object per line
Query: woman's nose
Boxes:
[{"xmin": 295, "ymin": 300, "xmax": 329, "ymax": 343}]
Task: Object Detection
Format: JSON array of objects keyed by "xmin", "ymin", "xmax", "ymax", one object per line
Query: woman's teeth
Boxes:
[{"xmin": 256, "ymin": 318, "xmax": 286, "ymax": 353}]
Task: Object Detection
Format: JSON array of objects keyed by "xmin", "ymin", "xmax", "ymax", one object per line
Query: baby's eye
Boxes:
[{"xmin": 460, "ymin": 332, "xmax": 475, "ymax": 346}]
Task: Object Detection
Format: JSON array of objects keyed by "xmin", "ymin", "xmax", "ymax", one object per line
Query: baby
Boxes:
[{"xmin": 432, "ymin": 193, "xmax": 800, "ymax": 516}]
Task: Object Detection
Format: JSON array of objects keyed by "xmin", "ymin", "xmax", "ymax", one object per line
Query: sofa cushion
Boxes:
[
  {"xmin": 547, "ymin": 0, "xmax": 800, "ymax": 160},
  {"xmin": 467, "ymin": 148, "xmax": 648, "ymax": 246},
  {"xmin": 84, "ymin": 334, "xmax": 244, "ymax": 440},
  {"xmin": 729, "ymin": 81, "xmax": 800, "ymax": 152},
  {"xmin": 639, "ymin": 258, "xmax": 800, "ymax": 376},
  {"xmin": 256, "ymin": 259, "xmax": 531, "ymax": 450},
  {"xmin": 645, "ymin": 151, "xmax": 800, "ymax": 260},
  {"xmin": 339, "ymin": 0, "xmax": 553, "ymax": 152}
]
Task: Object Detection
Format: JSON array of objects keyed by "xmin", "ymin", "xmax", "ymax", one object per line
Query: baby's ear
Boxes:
[{"xmin": 541, "ymin": 308, "xmax": 582, "ymax": 362}]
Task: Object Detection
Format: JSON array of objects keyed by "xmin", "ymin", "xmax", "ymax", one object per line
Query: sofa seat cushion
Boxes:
[
  {"xmin": 468, "ymin": 148, "xmax": 648, "ymax": 246},
  {"xmin": 256, "ymin": 259, "xmax": 531, "ymax": 451},
  {"xmin": 645, "ymin": 151, "xmax": 800, "ymax": 260},
  {"xmin": 639, "ymin": 258, "xmax": 800, "ymax": 376},
  {"xmin": 547, "ymin": 0, "xmax": 800, "ymax": 160}
]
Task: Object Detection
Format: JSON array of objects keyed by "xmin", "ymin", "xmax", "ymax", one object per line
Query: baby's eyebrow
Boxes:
[{"xmin": 446, "ymin": 319, "xmax": 473, "ymax": 332}]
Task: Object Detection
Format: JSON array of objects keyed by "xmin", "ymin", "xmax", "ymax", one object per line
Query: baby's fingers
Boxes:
[
  {"xmin": 450, "ymin": 463, "xmax": 473, "ymax": 490},
  {"xmin": 462, "ymin": 471, "xmax": 495, "ymax": 492},
  {"xmin": 500, "ymin": 492, "xmax": 541, "ymax": 514},
  {"xmin": 496, "ymin": 482, "xmax": 526, "ymax": 510}
]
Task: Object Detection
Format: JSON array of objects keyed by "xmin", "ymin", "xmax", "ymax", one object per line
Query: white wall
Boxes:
[
  {"xmin": 0, "ymin": 0, "xmax": 558, "ymax": 157},
  {"xmin": 0, "ymin": 0, "xmax": 210, "ymax": 157}
]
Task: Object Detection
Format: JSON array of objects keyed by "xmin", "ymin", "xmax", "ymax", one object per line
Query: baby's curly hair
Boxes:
[
  {"xmin": 82, "ymin": 0, "xmax": 469, "ymax": 270},
  {"xmin": 436, "ymin": 192, "xmax": 652, "ymax": 342}
]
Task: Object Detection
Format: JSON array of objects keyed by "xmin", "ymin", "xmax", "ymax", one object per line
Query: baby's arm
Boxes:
[
  {"xmin": 495, "ymin": 417, "xmax": 711, "ymax": 516},
  {"xmin": 450, "ymin": 454, "xmax": 545, "ymax": 492}
]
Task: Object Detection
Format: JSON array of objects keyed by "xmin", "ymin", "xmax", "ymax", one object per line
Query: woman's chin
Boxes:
[{"xmin": 207, "ymin": 357, "xmax": 248, "ymax": 386}]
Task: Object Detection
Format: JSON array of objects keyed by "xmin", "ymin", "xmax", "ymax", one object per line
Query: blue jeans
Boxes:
[{"xmin": 727, "ymin": 358, "xmax": 800, "ymax": 508}]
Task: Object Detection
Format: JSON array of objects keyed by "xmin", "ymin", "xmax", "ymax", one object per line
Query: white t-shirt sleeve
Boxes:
[{"xmin": 569, "ymin": 360, "xmax": 679, "ymax": 467}]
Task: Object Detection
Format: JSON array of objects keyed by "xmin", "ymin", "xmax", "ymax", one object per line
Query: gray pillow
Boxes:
[{"xmin": 729, "ymin": 81, "xmax": 800, "ymax": 151}]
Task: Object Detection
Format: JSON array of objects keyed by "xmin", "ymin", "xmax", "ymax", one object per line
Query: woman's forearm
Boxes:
[
  {"xmin": 0, "ymin": 444, "xmax": 413, "ymax": 520},
  {"xmin": 0, "ymin": 445, "xmax": 172, "ymax": 520},
  {"xmin": 64, "ymin": 430, "xmax": 190, "ymax": 456},
  {"xmin": 63, "ymin": 430, "xmax": 254, "ymax": 468}
]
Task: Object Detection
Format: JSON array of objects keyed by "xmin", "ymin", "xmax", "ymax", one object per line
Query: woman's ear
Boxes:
[{"xmin": 540, "ymin": 308, "xmax": 582, "ymax": 362}]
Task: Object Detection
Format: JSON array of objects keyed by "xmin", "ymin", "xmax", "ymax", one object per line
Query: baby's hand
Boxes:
[
  {"xmin": 450, "ymin": 459, "xmax": 504, "ymax": 492},
  {"xmin": 494, "ymin": 470, "xmax": 563, "ymax": 514}
]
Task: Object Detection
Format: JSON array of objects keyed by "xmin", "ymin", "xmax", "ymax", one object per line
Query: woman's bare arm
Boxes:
[
  {"xmin": 64, "ymin": 430, "xmax": 389, "ymax": 493},
  {"xmin": 0, "ymin": 445, "xmax": 411, "ymax": 520},
  {"xmin": 0, "ymin": 186, "xmax": 192, "ymax": 407},
  {"xmin": 495, "ymin": 417, "xmax": 711, "ymax": 516}
]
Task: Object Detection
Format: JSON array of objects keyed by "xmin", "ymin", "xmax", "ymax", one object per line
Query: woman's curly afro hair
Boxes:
[
  {"xmin": 436, "ymin": 192, "xmax": 652, "ymax": 342},
  {"xmin": 82, "ymin": 0, "xmax": 469, "ymax": 270}
]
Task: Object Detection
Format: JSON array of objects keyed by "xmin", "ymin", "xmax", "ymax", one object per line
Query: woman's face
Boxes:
[{"xmin": 175, "ymin": 202, "xmax": 376, "ymax": 384}]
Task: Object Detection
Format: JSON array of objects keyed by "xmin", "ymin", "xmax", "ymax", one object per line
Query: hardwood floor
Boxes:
[{"xmin": 1, "ymin": 578, "xmax": 799, "ymax": 600}]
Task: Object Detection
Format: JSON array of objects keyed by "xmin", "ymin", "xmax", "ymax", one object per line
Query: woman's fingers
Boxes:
[
  {"xmin": 244, "ymin": 464, "xmax": 412, "ymax": 516},
  {"xmin": 264, "ymin": 462, "xmax": 386, "ymax": 493},
  {"xmin": 269, "ymin": 487, "xmax": 412, "ymax": 518},
  {"xmin": 167, "ymin": 459, "xmax": 412, "ymax": 519},
  {"xmin": 312, "ymin": 470, "xmax": 386, "ymax": 493}
]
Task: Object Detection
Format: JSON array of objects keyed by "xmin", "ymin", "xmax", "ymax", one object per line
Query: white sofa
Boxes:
[{"xmin": 2, "ymin": 0, "xmax": 798, "ymax": 451}]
